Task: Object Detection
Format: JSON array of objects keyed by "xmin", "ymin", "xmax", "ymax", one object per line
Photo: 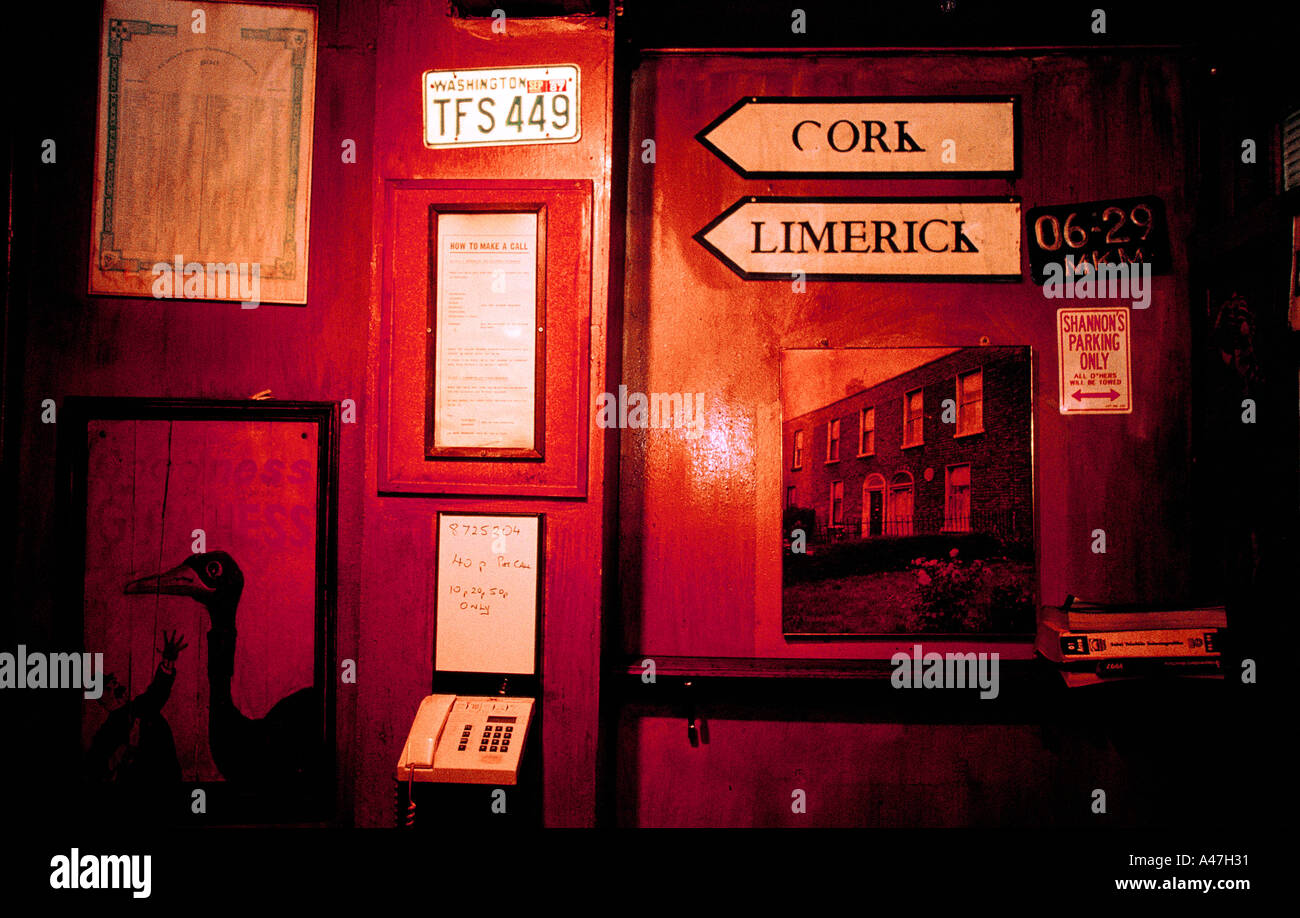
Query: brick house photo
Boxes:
[{"xmin": 782, "ymin": 347, "xmax": 1035, "ymax": 634}]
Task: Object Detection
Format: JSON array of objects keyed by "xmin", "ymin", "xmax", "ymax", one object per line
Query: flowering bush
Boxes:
[{"xmin": 908, "ymin": 549, "xmax": 985, "ymax": 631}]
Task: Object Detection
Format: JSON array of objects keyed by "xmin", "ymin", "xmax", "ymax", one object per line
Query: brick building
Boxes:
[{"xmin": 783, "ymin": 347, "xmax": 1032, "ymax": 544}]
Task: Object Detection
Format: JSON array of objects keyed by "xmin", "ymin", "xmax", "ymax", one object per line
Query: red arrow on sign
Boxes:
[{"xmin": 1072, "ymin": 389, "xmax": 1121, "ymax": 401}]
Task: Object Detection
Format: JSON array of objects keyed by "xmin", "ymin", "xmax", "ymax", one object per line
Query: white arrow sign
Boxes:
[
  {"xmin": 695, "ymin": 197, "xmax": 1022, "ymax": 281},
  {"xmin": 696, "ymin": 96, "xmax": 1018, "ymax": 177}
]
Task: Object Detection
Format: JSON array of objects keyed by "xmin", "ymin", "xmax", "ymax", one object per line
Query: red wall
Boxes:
[
  {"xmin": 10, "ymin": 0, "xmax": 374, "ymax": 821},
  {"xmin": 620, "ymin": 51, "xmax": 1197, "ymax": 661},
  {"xmin": 8, "ymin": 4, "xmax": 1270, "ymax": 831},
  {"xmin": 613, "ymin": 50, "xmax": 1216, "ymax": 826},
  {"xmin": 9, "ymin": 0, "xmax": 612, "ymax": 827},
  {"xmin": 357, "ymin": 0, "xmax": 614, "ymax": 827}
]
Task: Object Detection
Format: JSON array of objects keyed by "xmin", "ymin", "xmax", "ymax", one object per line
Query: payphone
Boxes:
[{"xmin": 395, "ymin": 513, "xmax": 543, "ymax": 826}]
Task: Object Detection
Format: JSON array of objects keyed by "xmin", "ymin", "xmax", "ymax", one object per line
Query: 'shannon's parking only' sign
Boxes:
[
  {"xmin": 423, "ymin": 65, "xmax": 580, "ymax": 148},
  {"xmin": 1057, "ymin": 307, "xmax": 1133, "ymax": 414}
]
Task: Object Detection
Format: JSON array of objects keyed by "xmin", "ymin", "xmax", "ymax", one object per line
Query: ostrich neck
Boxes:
[{"xmin": 206, "ymin": 592, "xmax": 241, "ymax": 707}]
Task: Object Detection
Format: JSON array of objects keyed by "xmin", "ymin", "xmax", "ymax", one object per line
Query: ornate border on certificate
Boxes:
[{"xmin": 90, "ymin": 1, "xmax": 317, "ymax": 304}]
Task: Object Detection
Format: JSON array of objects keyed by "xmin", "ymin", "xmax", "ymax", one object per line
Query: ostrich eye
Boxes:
[{"xmin": 205, "ymin": 560, "xmax": 223, "ymax": 579}]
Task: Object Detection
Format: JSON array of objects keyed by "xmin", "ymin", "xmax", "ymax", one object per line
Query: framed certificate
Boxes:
[
  {"xmin": 427, "ymin": 207, "xmax": 547, "ymax": 459},
  {"xmin": 90, "ymin": 0, "xmax": 317, "ymax": 305}
]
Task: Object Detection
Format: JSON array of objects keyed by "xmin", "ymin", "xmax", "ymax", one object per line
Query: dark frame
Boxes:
[
  {"xmin": 425, "ymin": 204, "xmax": 548, "ymax": 461},
  {"xmin": 779, "ymin": 346, "xmax": 1039, "ymax": 640},
  {"xmin": 56, "ymin": 397, "xmax": 340, "ymax": 825}
]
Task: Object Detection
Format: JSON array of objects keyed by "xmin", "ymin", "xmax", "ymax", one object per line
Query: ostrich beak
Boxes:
[{"xmin": 124, "ymin": 561, "xmax": 212, "ymax": 597}]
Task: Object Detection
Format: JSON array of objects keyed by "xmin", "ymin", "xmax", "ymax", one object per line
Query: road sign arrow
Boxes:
[
  {"xmin": 694, "ymin": 197, "xmax": 1022, "ymax": 281},
  {"xmin": 1072, "ymin": 389, "xmax": 1121, "ymax": 401},
  {"xmin": 696, "ymin": 96, "xmax": 1018, "ymax": 178}
]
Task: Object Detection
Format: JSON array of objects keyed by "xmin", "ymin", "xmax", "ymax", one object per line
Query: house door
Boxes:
[{"xmin": 867, "ymin": 489, "xmax": 883, "ymax": 536}]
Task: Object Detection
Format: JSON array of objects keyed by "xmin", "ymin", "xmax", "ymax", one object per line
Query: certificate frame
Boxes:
[
  {"xmin": 425, "ymin": 204, "xmax": 548, "ymax": 460},
  {"xmin": 89, "ymin": 0, "xmax": 317, "ymax": 305}
]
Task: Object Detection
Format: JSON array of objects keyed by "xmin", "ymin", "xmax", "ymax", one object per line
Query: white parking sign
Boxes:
[
  {"xmin": 1057, "ymin": 307, "xmax": 1133, "ymax": 414},
  {"xmin": 423, "ymin": 65, "xmax": 581, "ymax": 149}
]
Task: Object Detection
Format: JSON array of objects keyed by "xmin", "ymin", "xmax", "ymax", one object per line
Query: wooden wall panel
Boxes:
[
  {"xmin": 620, "ymin": 52, "xmax": 1196, "ymax": 659},
  {"xmin": 10, "ymin": 0, "xmax": 373, "ymax": 823},
  {"xmin": 619, "ymin": 717, "xmax": 1124, "ymax": 828},
  {"xmin": 358, "ymin": 0, "xmax": 613, "ymax": 827}
]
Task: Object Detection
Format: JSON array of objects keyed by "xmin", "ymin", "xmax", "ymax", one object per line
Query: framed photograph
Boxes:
[
  {"xmin": 58, "ymin": 398, "xmax": 338, "ymax": 824},
  {"xmin": 427, "ymin": 206, "xmax": 547, "ymax": 459},
  {"xmin": 781, "ymin": 347, "xmax": 1036, "ymax": 636},
  {"xmin": 89, "ymin": 0, "xmax": 317, "ymax": 304}
]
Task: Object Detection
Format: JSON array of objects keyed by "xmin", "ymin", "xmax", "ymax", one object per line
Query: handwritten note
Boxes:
[{"xmin": 435, "ymin": 514, "xmax": 540, "ymax": 675}]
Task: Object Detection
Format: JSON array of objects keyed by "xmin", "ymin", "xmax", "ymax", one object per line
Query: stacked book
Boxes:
[{"xmin": 1036, "ymin": 596, "xmax": 1226, "ymax": 686}]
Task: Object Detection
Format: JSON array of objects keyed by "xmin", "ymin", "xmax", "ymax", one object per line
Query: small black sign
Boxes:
[{"xmin": 1025, "ymin": 195, "xmax": 1170, "ymax": 285}]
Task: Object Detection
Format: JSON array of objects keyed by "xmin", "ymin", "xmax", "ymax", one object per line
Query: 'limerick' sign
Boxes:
[
  {"xmin": 695, "ymin": 197, "xmax": 1022, "ymax": 281},
  {"xmin": 696, "ymin": 96, "xmax": 1018, "ymax": 177}
]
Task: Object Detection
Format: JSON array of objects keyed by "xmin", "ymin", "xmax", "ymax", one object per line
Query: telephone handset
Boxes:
[{"xmin": 396, "ymin": 695, "xmax": 535, "ymax": 786}]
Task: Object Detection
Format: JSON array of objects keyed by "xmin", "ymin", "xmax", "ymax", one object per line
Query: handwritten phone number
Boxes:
[{"xmin": 446, "ymin": 522, "xmax": 522, "ymax": 538}]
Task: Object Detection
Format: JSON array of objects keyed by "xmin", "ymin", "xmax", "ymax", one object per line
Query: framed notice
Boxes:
[
  {"xmin": 428, "ymin": 207, "xmax": 546, "ymax": 459},
  {"xmin": 90, "ymin": 0, "xmax": 317, "ymax": 305},
  {"xmin": 434, "ymin": 513, "xmax": 542, "ymax": 677},
  {"xmin": 378, "ymin": 179, "xmax": 591, "ymax": 498}
]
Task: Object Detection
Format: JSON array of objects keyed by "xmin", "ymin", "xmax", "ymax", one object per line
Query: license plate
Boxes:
[
  {"xmin": 1025, "ymin": 195, "xmax": 1170, "ymax": 284},
  {"xmin": 423, "ymin": 65, "xmax": 580, "ymax": 149}
]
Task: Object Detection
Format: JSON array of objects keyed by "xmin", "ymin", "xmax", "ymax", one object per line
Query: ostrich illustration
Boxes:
[{"xmin": 124, "ymin": 551, "xmax": 320, "ymax": 788}]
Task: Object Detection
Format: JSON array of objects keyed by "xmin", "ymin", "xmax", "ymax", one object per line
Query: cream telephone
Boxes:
[{"xmin": 396, "ymin": 695, "xmax": 535, "ymax": 786}]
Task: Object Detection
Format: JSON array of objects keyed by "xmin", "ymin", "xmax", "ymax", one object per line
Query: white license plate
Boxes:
[{"xmin": 423, "ymin": 65, "xmax": 580, "ymax": 149}]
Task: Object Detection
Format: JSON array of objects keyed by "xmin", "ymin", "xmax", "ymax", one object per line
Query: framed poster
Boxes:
[
  {"xmin": 780, "ymin": 347, "xmax": 1036, "ymax": 636},
  {"xmin": 89, "ymin": 0, "xmax": 317, "ymax": 305},
  {"xmin": 427, "ymin": 207, "xmax": 546, "ymax": 459},
  {"xmin": 379, "ymin": 179, "xmax": 592, "ymax": 497},
  {"xmin": 58, "ymin": 398, "xmax": 338, "ymax": 824}
]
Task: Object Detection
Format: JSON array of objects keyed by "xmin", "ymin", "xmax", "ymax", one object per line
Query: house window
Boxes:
[
  {"xmin": 826, "ymin": 419, "xmax": 840, "ymax": 462},
  {"xmin": 829, "ymin": 481, "xmax": 844, "ymax": 528},
  {"xmin": 859, "ymin": 406, "xmax": 875, "ymax": 456},
  {"xmin": 792, "ymin": 430, "xmax": 803, "ymax": 470},
  {"xmin": 957, "ymin": 369, "xmax": 984, "ymax": 437},
  {"xmin": 786, "ymin": 485, "xmax": 796, "ymax": 508},
  {"xmin": 903, "ymin": 388, "xmax": 923, "ymax": 447},
  {"xmin": 887, "ymin": 471, "xmax": 914, "ymax": 536},
  {"xmin": 945, "ymin": 464, "xmax": 972, "ymax": 532}
]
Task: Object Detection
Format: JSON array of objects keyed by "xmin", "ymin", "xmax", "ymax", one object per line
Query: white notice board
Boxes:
[{"xmin": 435, "ymin": 513, "xmax": 541, "ymax": 675}]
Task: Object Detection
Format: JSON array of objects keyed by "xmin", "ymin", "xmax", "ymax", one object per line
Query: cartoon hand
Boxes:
[{"xmin": 161, "ymin": 630, "xmax": 188, "ymax": 663}]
